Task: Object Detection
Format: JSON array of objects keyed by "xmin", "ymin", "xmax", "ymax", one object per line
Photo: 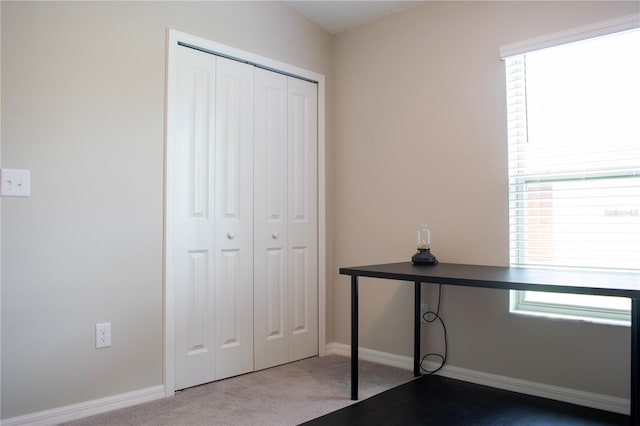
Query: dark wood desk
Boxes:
[{"xmin": 339, "ymin": 262, "xmax": 640, "ymax": 424}]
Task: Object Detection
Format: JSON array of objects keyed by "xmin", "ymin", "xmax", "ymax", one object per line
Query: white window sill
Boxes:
[{"xmin": 509, "ymin": 308, "xmax": 630, "ymax": 328}]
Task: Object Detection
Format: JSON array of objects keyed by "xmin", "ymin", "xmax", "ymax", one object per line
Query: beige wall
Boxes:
[
  {"xmin": 332, "ymin": 0, "xmax": 638, "ymax": 399},
  {"xmin": 2, "ymin": 0, "xmax": 639, "ymax": 420},
  {"xmin": 0, "ymin": 1, "xmax": 332, "ymax": 418}
]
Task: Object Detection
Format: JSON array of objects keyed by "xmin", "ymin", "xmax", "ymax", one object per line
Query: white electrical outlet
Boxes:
[
  {"xmin": 0, "ymin": 169, "xmax": 31, "ymax": 197},
  {"xmin": 420, "ymin": 303, "xmax": 429, "ymax": 323},
  {"xmin": 95, "ymin": 322, "xmax": 112, "ymax": 348}
]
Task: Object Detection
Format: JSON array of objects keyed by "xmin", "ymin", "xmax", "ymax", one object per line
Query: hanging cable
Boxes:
[{"xmin": 420, "ymin": 284, "xmax": 448, "ymax": 375}]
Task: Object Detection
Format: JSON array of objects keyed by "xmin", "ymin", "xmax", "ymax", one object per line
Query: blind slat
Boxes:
[{"xmin": 506, "ymin": 27, "xmax": 640, "ymax": 272}]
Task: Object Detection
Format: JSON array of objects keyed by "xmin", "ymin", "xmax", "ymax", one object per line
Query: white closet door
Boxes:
[
  {"xmin": 288, "ymin": 77, "xmax": 318, "ymax": 361},
  {"xmin": 213, "ymin": 56, "xmax": 255, "ymax": 380},
  {"xmin": 173, "ymin": 46, "xmax": 217, "ymax": 390},
  {"xmin": 171, "ymin": 42, "xmax": 317, "ymax": 388},
  {"xmin": 254, "ymin": 69, "xmax": 289, "ymax": 370}
]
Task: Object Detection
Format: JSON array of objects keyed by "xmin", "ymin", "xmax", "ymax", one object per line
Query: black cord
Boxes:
[{"xmin": 419, "ymin": 284, "xmax": 448, "ymax": 375}]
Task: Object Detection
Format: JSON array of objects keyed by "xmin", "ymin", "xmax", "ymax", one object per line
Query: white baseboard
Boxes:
[
  {"xmin": 325, "ymin": 342, "xmax": 630, "ymax": 415},
  {"xmin": 326, "ymin": 342, "xmax": 414, "ymax": 371},
  {"xmin": 3, "ymin": 346, "xmax": 630, "ymax": 424},
  {"xmin": 1, "ymin": 385, "xmax": 165, "ymax": 426}
]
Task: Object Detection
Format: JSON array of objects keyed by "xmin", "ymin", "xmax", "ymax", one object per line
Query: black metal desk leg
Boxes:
[
  {"xmin": 414, "ymin": 281, "xmax": 421, "ymax": 377},
  {"xmin": 631, "ymin": 299, "xmax": 639, "ymax": 425},
  {"xmin": 351, "ymin": 275, "xmax": 359, "ymax": 400}
]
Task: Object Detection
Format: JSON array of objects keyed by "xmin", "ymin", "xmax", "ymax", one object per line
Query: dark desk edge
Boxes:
[{"xmin": 339, "ymin": 262, "xmax": 640, "ymax": 299}]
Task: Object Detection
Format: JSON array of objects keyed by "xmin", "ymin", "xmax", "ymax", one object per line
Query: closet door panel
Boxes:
[
  {"xmin": 287, "ymin": 77, "xmax": 318, "ymax": 361},
  {"xmin": 214, "ymin": 57, "xmax": 254, "ymax": 380},
  {"xmin": 173, "ymin": 46, "xmax": 216, "ymax": 390},
  {"xmin": 254, "ymin": 68, "xmax": 289, "ymax": 370},
  {"xmin": 291, "ymin": 247, "xmax": 309, "ymax": 334}
]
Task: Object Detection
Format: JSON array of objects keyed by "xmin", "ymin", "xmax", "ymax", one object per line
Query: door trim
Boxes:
[{"xmin": 164, "ymin": 29, "xmax": 327, "ymax": 396}]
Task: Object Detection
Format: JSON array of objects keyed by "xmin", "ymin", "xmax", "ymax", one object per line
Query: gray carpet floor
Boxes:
[{"xmin": 63, "ymin": 355, "xmax": 413, "ymax": 426}]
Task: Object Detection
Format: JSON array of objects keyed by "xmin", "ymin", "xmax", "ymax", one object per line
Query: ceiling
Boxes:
[{"xmin": 284, "ymin": 1, "xmax": 429, "ymax": 34}]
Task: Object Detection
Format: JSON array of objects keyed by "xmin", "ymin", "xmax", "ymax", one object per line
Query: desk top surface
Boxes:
[{"xmin": 339, "ymin": 262, "xmax": 640, "ymax": 298}]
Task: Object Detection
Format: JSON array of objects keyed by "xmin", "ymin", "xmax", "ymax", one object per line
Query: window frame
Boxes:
[
  {"xmin": 502, "ymin": 14, "xmax": 639, "ymax": 326},
  {"xmin": 510, "ymin": 288, "xmax": 631, "ymax": 326}
]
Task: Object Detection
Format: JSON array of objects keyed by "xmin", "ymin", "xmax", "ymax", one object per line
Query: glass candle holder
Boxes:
[
  {"xmin": 417, "ymin": 224, "xmax": 430, "ymax": 250},
  {"xmin": 412, "ymin": 224, "xmax": 438, "ymax": 265}
]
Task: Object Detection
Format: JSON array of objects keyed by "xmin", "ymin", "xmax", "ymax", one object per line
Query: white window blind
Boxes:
[{"xmin": 504, "ymin": 25, "xmax": 640, "ymax": 323}]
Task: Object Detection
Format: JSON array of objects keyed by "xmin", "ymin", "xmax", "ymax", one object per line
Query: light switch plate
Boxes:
[{"xmin": 0, "ymin": 169, "xmax": 31, "ymax": 197}]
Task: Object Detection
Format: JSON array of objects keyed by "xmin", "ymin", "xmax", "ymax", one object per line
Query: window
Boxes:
[{"xmin": 503, "ymin": 19, "xmax": 640, "ymax": 324}]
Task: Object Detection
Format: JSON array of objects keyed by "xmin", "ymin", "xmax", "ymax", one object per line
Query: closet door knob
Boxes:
[
  {"xmin": 272, "ymin": 232, "xmax": 279, "ymax": 239},
  {"xmin": 227, "ymin": 232, "xmax": 235, "ymax": 240}
]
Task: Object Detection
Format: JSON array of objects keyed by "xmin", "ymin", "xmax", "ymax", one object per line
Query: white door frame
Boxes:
[{"xmin": 164, "ymin": 29, "xmax": 326, "ymax": 396}]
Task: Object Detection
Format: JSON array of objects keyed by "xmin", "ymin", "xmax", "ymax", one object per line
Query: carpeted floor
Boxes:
[{"xmin": 62, "ymin": 355, "xmax": 414, "ymax": 426}]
